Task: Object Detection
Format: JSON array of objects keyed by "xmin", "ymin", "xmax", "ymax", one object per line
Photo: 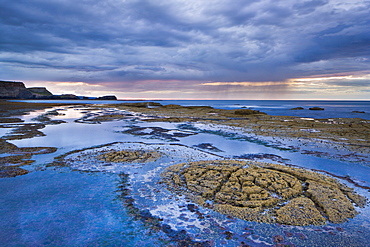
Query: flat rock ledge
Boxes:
[
  {"xmin": 161, "ymin": 160, "xmax": 367, "ymax": 226},
  {"xmin": 98, "ymin": 150, "xmax": 161, "ymax": 163}
]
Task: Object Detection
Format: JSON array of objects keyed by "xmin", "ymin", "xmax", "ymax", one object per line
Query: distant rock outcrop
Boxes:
[
  {"xmin": 21, "ymin": 87, "xmax": 53, "ymax": 99},
  {"xmin": 52, "ymin": 94, "xmax": 80, "ymax": 99},
  {"xmin": 291, "ymin": 107, "xmax": 304, "ymax": 110},
  {"xmin": 0, "ymin": 81, "xmax": 28, "ymax": 98},
  {"xmin": 309, "ymin": 107, "xmax": 324, "ymax": 111},
  {"xmin": 0, "ymin": 81, "xmax": 53, "ymax": 99},
  {"xmin": 96, "ymin": 95, "xmax": 117, "ymax": 100},
  {"xmin": 234, "ymin": 109, "xmax": 266, "ymax": 115},
  {"xmin": 121, "ymin": 102, "xmax": 162, "ymax": 107},
  {"xmin": 0, "ymin": 80, "xmax": 117, "ymax": 100}
]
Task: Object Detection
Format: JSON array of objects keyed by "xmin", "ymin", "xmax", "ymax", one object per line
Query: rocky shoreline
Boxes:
[
  {"xmin": 161, "ymin": 160, "xmax": 366, "ymax": 226},
  {"xmin": 0, "ymin": 80, "xmax": 117, "ymax": 100},
  {"xmin": 100, "ymin": 102, "xmax": 370, "ymax": 164},
  {"xmin": 0, "ymin": 100, "xmax": 81, "ymax": 177},
  {"xmin": 1, "ymin": 100, "xmax": 369, "ymax": 181},
  {"xmin": 1, "ymin": 100, "xmax": 369, "ymax": 246}
]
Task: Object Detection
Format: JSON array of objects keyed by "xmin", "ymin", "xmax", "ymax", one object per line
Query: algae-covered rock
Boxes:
[
  {"xmin": 120, "ymin": 102, "xmax": 162, "ymax": 108},
  {"xmin": 0, "ymin": 166, "xmax": 29, "ymax": 178},
  {"xmin": 161, "ymin": 160, "xmax": 367, "ymax": 226},
  {"xmin": 234, "ymin": 109, "xmax": 266, "ymax": 115},
  {"xmin": 161, "ymin": 104, "xmax": 184, "ymax": 109},
  {"xmin": 275, "ymin": 197, "xmax": 326, "ymax": 226},
  {"xmin": 306, "ymin": 180, "xmax": 357, "ymax": 224},
  {"xmin": 0, "ymin": 138, "xmax": 57, "ymax": 178},
  {"xmin": 99, "ymin": 150, "xmax": 161, "ymax": 163}
]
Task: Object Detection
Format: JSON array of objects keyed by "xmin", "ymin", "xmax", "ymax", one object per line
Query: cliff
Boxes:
[
  {"xmin": 0, "ymin": 80, "xmax": 117, "ymax": 100},
  {"xmin": 0, "ymin": 81, "xmax": 54, "ymax": 99},
  {"xmin": 0, "ymin": 81, "xmax": 27, "ymax": 98},
  {"xmin": 21, "ymin": 87, "xmax": 53, "ymax": 99}
]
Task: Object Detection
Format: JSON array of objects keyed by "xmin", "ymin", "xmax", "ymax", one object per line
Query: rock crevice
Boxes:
[{"xmin": 161, "ymin": 160, "xmax": 367, "ymax": 226}]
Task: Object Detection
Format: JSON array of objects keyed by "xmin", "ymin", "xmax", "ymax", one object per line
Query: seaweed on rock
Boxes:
[
  {"xmin": 99, "ymin": 150, "xmax": 162, "ymax": 163},
  {"xmin": 161, "ymin": 160, "xmax": 367, "ymax": 226}
]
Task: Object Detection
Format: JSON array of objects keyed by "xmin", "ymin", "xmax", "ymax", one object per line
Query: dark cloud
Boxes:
[
  {"xmin": 1, "ymin": 0, "xmax": 370, "ymax": 95},
  {"xmin": 294, "ymin": 20, "xmax": 370, "ymax": 63},
  {"xmin": 293, "ymin": 0, "xmax": 328, "ymax": 15}
]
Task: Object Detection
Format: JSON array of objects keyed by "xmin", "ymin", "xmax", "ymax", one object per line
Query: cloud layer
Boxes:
[{"xmin": 1, "ymin": 0, "xmax": 370, "ymax": 98}]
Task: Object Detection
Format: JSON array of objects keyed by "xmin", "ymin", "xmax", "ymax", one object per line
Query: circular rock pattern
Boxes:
[
  {"xmin": 162, "ymin": 160, "xmax": 367, "ymax": 226},
  {"xmin": 99, "ymin": 150, "xmax": 161, "ymax": 163}
]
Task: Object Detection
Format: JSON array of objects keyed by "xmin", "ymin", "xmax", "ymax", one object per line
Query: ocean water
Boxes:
[
  {"xmin": 13, "ymin": 99, "xmax": 370, "ymax": 119},
  {"xmin": 1, "ymin": 101, "xmax": 369, "ymax": 246}
]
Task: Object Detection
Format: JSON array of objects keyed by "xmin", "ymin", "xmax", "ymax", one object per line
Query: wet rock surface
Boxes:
[
  {"xmin": 234, "ymin": 109, "xmax": 266, "ymax": 115},
  {"xmin": 0, "ymin": 139, "xmax": 57, "ymax": 177},
  {"xmin": 0, "ymin": 101, "xmax": 75, "ymax": 177},
  {"xmin": 309, "ymin": 107, "xmax": 325, "ymax": 111},
  {"xmin": 120, "ymin": 126, "xmax": 197, "ymax": 141},
  {"xmin": 1, "ymin": 101, "xmax": 369, "ymax": 246},
  {"xmin": 234, "ymin": 153, "xmax": 289, "ymax": 163},
  {"xmin": 99, "ymin": 150, "xmax": 161, "ymax": 163},
  {"xmin": 162, "ymin": 160, "xmax": 367, "ymax": 226},
  {"xmin": 75, "ymin": 109, "xmax": 136, "ymax": 123},
  {"xmin": 193, "ymin": 143, "xmax": 224, "ymax": 152},
  {"xmin": 103, "ymin": 103, "xmax": 370, "ymax": 164},
  {"xmin": 0, "ymin": 100, "xmax": 76, "ymax": 117},
  {"xmin": 0, "ymin": 165, "xmax": 30, "ymax": 178}
]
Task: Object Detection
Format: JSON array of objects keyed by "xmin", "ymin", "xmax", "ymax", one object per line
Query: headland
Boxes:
[{"xmin": 0, "ymin": 80, "xmax": 117, "ymax": 100}]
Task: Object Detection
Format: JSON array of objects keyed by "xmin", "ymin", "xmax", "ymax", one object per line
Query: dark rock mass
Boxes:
[
  {"xmin": 0, "ymin": 81, "xmax": 52, "ymax": 99},
  {"xmin": 309, "ymin": 107, "xmax": 324, "ymax": 111},
  {"xmin": 0, "ymin": 81, "xmax": 28, "ymax": 98},
  {"xmin": 96, "ymin": 95, "xmax": 117, "ymax": 100},
  {"xmin": 0, "ymin": 80, "xmax": 117, "ymax": 100}
]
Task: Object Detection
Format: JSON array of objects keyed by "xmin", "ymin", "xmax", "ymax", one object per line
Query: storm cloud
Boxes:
[{"xmin": 1, "ymin": 0, "xmax": 370, "ymax": 98}]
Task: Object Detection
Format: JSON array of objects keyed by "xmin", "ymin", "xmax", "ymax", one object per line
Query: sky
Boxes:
[{"xmin": 1, "ymin": 0, "xmax": 370, "ymax": 100}]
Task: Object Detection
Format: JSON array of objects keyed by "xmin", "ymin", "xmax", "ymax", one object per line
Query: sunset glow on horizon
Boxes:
[{"xmin": 1, "ymin": 0, "xmax": 369, "ymax": 100}]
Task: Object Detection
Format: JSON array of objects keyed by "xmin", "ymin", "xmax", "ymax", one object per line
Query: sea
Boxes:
[
  {"xmin": 13, "ymin": 99, "xmax": 370, "ymax": 120},
  {"xmin": 1, "ymin": 99, "xmax": 370, "ymax": 246}
]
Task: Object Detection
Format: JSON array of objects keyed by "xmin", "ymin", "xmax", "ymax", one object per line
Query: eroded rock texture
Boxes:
[
  {"xmin": 98, "ymin": 150, "xmax": 161, "ymax": 163},
  {"xmin": 162, "ymin": 160, "xmax": 367, "ymax": 226}
]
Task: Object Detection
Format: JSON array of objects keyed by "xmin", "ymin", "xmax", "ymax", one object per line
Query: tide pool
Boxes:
[{"xmin": 1, "ymin": 103, "xmax": 369, "ymax": 246}]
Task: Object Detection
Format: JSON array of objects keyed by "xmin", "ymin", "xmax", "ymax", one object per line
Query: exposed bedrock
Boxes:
[{"xmin": 161, "ymin": 160, "xmax": 367, "ymax": 226}]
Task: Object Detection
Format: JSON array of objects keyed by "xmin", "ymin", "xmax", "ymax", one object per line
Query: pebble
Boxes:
[
  {"xmin": 295, "ymin": 233, "xmax": 307, "ymax": 240},
  {"xmin": 272, "ymin": 235, "xmax": 284, "ymax": 243},
  {"xmin": 283, "ymin": 231, "xmax": 293, "ymax": 237}
]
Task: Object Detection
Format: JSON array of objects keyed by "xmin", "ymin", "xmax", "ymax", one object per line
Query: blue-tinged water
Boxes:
[
  {"xmin": 0, "ymin": 169, "xmax": 167, "ymax": 246},
  {"xmin": 2, "ymin": 101, "xmax": 369, "ymax": 246},
  {"xmin": 154, "ymin": 100, "xmax": 370, "ymax": 120},
  {"xmin": 12, "ymin": 99, "xmax": 370, "ymax": 119}
]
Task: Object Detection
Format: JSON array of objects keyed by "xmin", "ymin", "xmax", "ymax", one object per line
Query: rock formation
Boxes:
[
  {"xmin": 0, "ymin": 81, "xmax": 27, "ymax": 98},
  {"xmin": 96, "ymin": 95, "xmax": 117, "ymax": 100},
  {"xmin": 309, "ymin": 107, "xmax": 324, "ymax": 111},
  {"xmin": 161, "ymin": 160, "xmax": 367, "ymax": 226},
  {"xmin": 0, "ymin": 81, "xmax": 52, "ymax": 99},
  {"xmin": 0, "ymin": 80, "xmax": 117, "ymax": 100}
]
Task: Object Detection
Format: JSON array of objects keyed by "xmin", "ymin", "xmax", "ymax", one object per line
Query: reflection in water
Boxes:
[{"xmin": 1, "ymin": 105, "xmax": 369, "ymax": 246}]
